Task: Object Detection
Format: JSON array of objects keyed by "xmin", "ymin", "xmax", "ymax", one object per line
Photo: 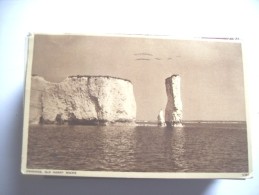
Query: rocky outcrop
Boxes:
[
  {"xmin": 157, "ymin": 109, "xmax": 166, "ymax": 127},
  {"xmin": 165, "ymin": 75, "xmax": 183, "ymax": 127},
  {"xmin": 29, "ymin": 75, "xmax": 137, "ymax": 125}
]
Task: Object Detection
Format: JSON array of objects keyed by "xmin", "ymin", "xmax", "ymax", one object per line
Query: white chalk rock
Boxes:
[
  {"xmin": 29, "ymin": 75, "xmax": 137, "ymax": 125},
  {"xmin": 165, "ymin": 75, "xmax": 183, "ymax": 127},
  {"xmin": 157, "ymin": 109, "xmax": 166, "ymax": 127}
]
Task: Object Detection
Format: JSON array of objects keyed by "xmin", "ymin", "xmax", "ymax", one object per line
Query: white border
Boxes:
[{"xmin": 21, "ymin": 34, "xmax": 34, "ymax": 174}]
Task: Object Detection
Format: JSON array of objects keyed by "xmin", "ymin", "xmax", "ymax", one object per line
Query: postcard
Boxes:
[{"xmin": 21, "ymin": 34, "xmax": 251, "ymax": 179}]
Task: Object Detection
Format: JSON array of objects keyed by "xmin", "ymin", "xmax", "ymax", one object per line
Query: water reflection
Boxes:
[
  {"xmin": 133, "ymin": 126, "xmax": 167, "ymax": 171},
  {"xmin": 132, "ymin": 126, "xmax": 187, "ymax": 172},
  {"xmin": 100, "ymin": 126, "xmax": 136, "ymax": 171},
  {"xmin": 170, "ymin": 127, "xmax": 188, "ymax": 171},
  {"xmin": 27, "ymin": 123, "xmax": 248, "ymax": 172}
]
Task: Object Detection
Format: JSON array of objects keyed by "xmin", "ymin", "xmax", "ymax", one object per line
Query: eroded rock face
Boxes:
[
  {"xmin": 29, "ymin": 76, "xmax": 49, "ymax": 124},
  {"xmin": 165, "ymin": 75, "xmax": 183, "ymax": 127},
  {"xmin": 29, "ymin": 75, "xmax": 137, "ymax": 125}
]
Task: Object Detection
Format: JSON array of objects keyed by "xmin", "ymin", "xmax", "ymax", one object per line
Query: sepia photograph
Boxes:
[{"xmin": 22, "ymin": 34, "xmax": 250, "ymax": 178}]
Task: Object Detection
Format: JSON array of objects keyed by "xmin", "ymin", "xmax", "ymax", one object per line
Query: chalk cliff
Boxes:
[
  {"xmin": 29, "ymin": 76, "xmax": 49, "ymax": 124},
  {"xmin": 165, "ymin": 75, "xmax": 183, "ymax": 127},
  {"xmin": 29, "ymin": 75, "xmax": 137, "ymax": 125}
]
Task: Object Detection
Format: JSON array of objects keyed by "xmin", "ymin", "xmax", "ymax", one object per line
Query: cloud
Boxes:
[
  {"xmin": 133, "ymin": 52, "xmax": 176, "ymax": 62},
  {"xmin": 135, "ymin": 58, "xmax": 151, "ymax": 61},
  {"xmin": 134, "ymin": 52, "xmax": 153, "ymax": 56}
]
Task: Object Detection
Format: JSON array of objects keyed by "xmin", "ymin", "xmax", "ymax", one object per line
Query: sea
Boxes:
[{"xmin": 27, "ymin": 122, "xmax": 248, "ymax": 172}]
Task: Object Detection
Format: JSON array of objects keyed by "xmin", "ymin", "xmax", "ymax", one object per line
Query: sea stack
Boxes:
[
  {"xmin": 165, "ymin": 75, "xmax": 183, "ymax": 127},
  {"xmin": 29, "ymin": 75, "xmax": 137, "ymax": 125},
  {"xmin": 157, "ymin": 109, "xmax": 166, "ymax": 127}
]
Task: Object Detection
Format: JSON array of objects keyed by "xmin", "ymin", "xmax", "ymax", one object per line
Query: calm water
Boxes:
[{"xmin": 27, "ymin": 123, "xmax": 248, "ymax": 172}]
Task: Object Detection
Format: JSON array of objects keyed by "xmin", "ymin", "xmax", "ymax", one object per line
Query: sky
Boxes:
[{"xmin": 31, "ymin": 34, "xmax": 246, "ymax": 121}]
